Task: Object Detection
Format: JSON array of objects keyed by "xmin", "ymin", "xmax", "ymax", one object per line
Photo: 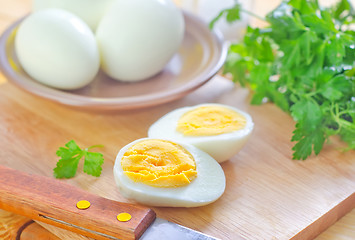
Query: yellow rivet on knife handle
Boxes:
[
  {"xmin": 117, "ymin": 213, "xmax": 132, "ymax": 222},
  {"xmin": 76, "ymin": 200, "xmax": 91, "ymax": 210}
]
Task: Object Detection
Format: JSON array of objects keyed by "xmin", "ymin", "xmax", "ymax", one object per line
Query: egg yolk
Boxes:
[
  {"xmin": 121, "ymin": 139, "xmax": 197, "ymax": 188},
  {"xmin": 177, "ymin": 106, "xmax": 247, "ymax": 136}
]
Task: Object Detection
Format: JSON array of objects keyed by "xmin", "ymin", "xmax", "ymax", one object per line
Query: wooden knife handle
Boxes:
[{"xmin": 0, "ymin": 165, "xmax": 156, "ymax": 240}]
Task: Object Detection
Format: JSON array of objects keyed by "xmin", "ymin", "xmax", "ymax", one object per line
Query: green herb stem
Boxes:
[{"xmin": 240, "ymin": 8, "xmax": 266, "ymax": 22}]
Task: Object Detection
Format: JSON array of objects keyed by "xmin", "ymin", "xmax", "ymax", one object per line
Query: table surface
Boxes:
[{"xmin": 0, "ymin": 0, "xmax": 354, "ymax": 240}]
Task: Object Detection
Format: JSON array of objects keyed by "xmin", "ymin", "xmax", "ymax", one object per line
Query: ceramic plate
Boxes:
[{"xmin": 0, "ymin": 12, "xmax": 227, "ymax": 110}]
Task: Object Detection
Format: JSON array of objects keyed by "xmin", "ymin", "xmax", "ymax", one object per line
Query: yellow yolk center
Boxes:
[
  {"xmin": 121, "ymin": 139, "xmax": 197, "ymax": 188},
  {"xmin": 177, "ymin": 106, "xmax": 247, "ymax": 136}
]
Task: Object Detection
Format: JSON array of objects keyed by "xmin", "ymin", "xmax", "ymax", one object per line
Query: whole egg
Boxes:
[
  {"xmin": 96, "ymin": 0, "xmax": 185, "ymax": 82},
  {"xmin": 33, "ymin": 0, "xmax": 114, "ymax": 31},
  {"xmin": 15, "ymin": 9, "xmax": 100, "ymax": 90}
]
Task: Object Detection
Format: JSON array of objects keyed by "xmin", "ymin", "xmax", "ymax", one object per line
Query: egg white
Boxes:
[
  {"xmin": 148, "ymin": 103, "xmax": 254, "ymax": 163},
  {"xmin": 113, "ymin": 138, "xmax": 226, "ymax": 207}
]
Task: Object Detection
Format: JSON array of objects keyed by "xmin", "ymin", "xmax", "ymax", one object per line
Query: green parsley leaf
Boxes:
[
  {"xmin": 83, "ymin": 151, "xmax": 104, "ymax": 177},
  {"xmin": 331, "ymin": 0, "xmax": 355, "ymax": 23},
  {"xmin": 339, "ymin": 127, "xmax": 355, "ymax": 151},
  {"xmin": 211, "ymin": 0, "xmax": 355, "ymax": 160},
  {"xmin": 53, "ymin": 140, "xmax": 104, "ymax": 179},
  {"xmin": 209, "ymin": 1, "xmax": 241, "ymax": 30},
  {"xmin": 292, "ymin": 124, "xmax": 326, "ymax": 160}
]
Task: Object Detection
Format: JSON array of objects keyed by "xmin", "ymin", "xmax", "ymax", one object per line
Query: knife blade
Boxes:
[{"xmin": 0, "ymin": 165, "xmax": 218, "ymax": 240}]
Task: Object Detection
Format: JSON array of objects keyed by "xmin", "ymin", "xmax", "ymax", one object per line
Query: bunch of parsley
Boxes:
[{"xmin": 211, "ymin": 0, "xmax": 355, "ymax": 160}]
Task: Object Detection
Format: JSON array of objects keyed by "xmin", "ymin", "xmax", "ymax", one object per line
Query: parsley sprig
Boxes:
[
  {"xmin": 211, "ymin": 0, "xmax": 355, "ymax": 160},
  {"xmin": 53, "ymin": 140, "xmax": 104, "ymax": 178}
]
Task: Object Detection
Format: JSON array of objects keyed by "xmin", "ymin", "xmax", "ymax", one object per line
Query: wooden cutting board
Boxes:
[
  {"xmin": 0, "ymin": 74, "xmax": 354, "ymax": 240},
  {"xmin": 0, "ymin": 0, "xmax": 354, "ymax": 240}
]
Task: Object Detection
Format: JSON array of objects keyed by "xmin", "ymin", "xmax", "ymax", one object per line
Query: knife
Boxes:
[{"xmin": 0, "ymin": 165, "xmax": 217, "ymax": 240}]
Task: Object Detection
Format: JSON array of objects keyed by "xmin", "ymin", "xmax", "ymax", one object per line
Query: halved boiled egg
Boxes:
[
  {"xmin": 148, "ymin": 103, "xmax": 254, "ymax": 163},
  {"xmin": 113, "ymin": 138, "xmax": 225, "ymax": 207}
]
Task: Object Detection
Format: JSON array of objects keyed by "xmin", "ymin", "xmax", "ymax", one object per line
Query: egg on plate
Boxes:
[
  {"xmin": 96, "ymin": 0, "xmax": 185, "ymax": 82},
  {"xmin": 113, "ymin": 138, "xmax": 225, "ymax": 207},
  {"xmin": 15, "ymin": 9, "xmax": 100, "ymax": 90},
  {"xmin": 33, "ymin": 0, "xmax": 115, "ymax": 31},
  {"xmin": 148, "ymin": 103, "xmax": 254, "ymax": 163}
]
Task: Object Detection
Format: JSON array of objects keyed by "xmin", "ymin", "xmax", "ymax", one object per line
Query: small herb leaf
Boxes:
[{"xmin": 53, "ymin": 140, "xmax": 104, "ymax": 179}]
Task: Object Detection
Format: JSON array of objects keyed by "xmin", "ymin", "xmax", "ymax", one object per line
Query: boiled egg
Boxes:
[
  {"xmin": 96, "ymin": 0, "xmax": 185, "ymax": 82},
  {"xmin": 33, "ymin": 0, "xmax": 114, "ymax": 31},
  {"xmin": 15, "ymin": 9, "xmax": 100, "ymax": 90},
  {"xmin": 113, "ymin": 138, "xmax": 225, "ymax": 207},
  {"xmin": 148, "ymin": 104, "xmax": 254, "ymax": 163}
]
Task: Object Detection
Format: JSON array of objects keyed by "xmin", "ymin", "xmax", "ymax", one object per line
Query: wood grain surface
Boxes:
[
  {"xmin": 0, "ymin": 209, "xmax": 32, "ymax": 239},
  {"xmin": 0, "ymin": 210, "xmax": 60, "ymax": 240},
  {"xmin": 0, "ymin": 165, "xmax": 156, "ymax": 240},
  {"xmin": 0, "ymin": 0, "xmax": 354, "ymax": 240}
]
